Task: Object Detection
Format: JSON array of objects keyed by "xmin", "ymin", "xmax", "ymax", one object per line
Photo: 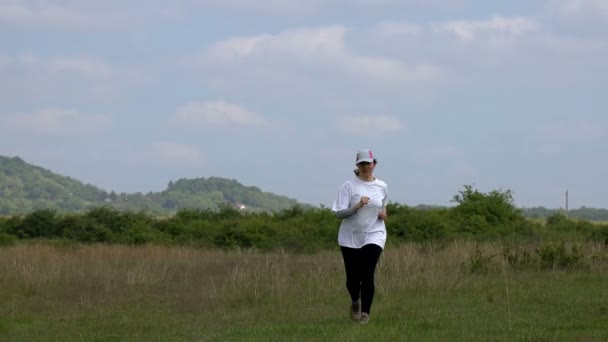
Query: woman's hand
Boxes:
[
  {"xmin": 378, "ymin": 208, "xmax": 387, "ymax": 220},
  {"xmin": 357, "ymin": 196, "xmax": 369, "ymax": 209}
]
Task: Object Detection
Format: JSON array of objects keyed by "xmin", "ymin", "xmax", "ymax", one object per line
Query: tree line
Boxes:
[{"xmin": 1, "ymin": 186, "xmax": 607, "ymax": 252}]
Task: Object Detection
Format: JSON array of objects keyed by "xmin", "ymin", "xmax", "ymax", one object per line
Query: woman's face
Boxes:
[{"xmin": 356, "ymin": 161, "xmax": 375, "ymax": 177}]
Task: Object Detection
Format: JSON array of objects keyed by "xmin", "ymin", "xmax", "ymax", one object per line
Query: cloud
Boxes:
[
  {"xmin": 366, "ymin": 15, "xmax": 606, "ymax": 86},
  {"xmin": 374, "ymin": 21, "xmax": 423, "ymax": 36},
  {"xmin": 190, "ymin": 0, "xmax": 459, "ymax": 13},
  {"xmin": 1, "ymin": 109, "xmax": 112, "ymax": 134},
  {"xmin": 545, "ymin": 0, "xmax": 608, "ymax": 37},
  {"xmin": 205, "ymin": 26, "xmax": 346, "ymax": 62},
  {"xmin": 433, "ymin": 16, "xmax": 540, "ymax": 42},
  {"xmin": 0, "ymin": 54, "xmax": 121, "ymax": 81},
  {"xmin": 190, "ymin": 0, "xmax": 321, "ymax": 13},
  {"xmin": 152, "ymin": 142, "xmax": 205, "ymax": 163},
  {"xmin": 0, "ymin": 53, "xmax": 147, "ymax": 103},
  {"xmin": 547, "ymin": 0, "xmax": 608, "ymax": 19},
  {"xmin": 175, "ymin": 101, "xmax": 266, "ymax": 127},
  {"xmin": 337, "ymin": 115, "xmax": 404, "ymax": 136},
  {"xmin": 0, "ymin": 2, "xmax": 182, "ymax": 29},
  {"xmin": 0, "ymin": 1, "xmax": 467, "ymax": 28},
  {"xmin": 199, "ymin": 26, "xmax": 440, "ymax": 88},
  {"xmin": 18, "ymin": 55, "xmax": 114, "ymax": 79},
  {"xmin": 0, "ymin": 2, "xmax": 95, "ymax": 29}
]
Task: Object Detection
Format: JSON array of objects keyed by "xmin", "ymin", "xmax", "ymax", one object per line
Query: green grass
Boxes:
[{"xmin": 1, "ymin": 242, "xmax": 607, "ymax": 341}]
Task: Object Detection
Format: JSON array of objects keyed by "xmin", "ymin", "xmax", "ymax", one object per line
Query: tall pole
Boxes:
[{"xmin": 565, "ymin": 190, "xmax": 569, "ymax": 215}]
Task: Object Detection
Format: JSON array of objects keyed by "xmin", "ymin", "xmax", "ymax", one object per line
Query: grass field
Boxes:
[{"xmin": 1, "ymin": 241, "xmax": 607, "ymax": 341}]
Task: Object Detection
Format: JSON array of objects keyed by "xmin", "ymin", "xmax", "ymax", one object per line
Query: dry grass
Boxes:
[
  {"xmin": 1, "ymin": 241, "xmax": 607, "ymax": 340},
  {"xmin": 2, "ymin": 241, "xmax": 606, "ymax": 309},
  {"xmin": 0, "ymin": 244, "xmax": 346, "ymax": 319}
]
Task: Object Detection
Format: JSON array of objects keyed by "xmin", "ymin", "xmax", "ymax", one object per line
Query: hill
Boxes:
[
  {"xmin": 412, "ymin": 203, "xmax": 608, "ymax": 221},
  {"xmin": 522, "ymin": 206, "xmax": 608, "ymax": 221},
  {"xmin": 0, "ymin": 156, "xmax": 108, "ymax": 214},
  {"xmin": 0, "ymin": 155, "xmax": 305, "ymax": 214}
]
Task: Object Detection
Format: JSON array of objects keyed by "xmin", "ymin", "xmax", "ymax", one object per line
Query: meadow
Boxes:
[{"xmin": 1, "ymin": 241, "xmax": 607, "ymax": 341}]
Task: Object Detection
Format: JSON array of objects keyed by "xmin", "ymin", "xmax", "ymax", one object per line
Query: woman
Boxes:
[{"xmin": 331, "ymin": 149, "xmax": 388, "ymax": 324}]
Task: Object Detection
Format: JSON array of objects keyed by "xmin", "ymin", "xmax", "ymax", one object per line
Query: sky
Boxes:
[{"xmin": 1, "ymin": 0, "xmax": 607, "ymax": 209}]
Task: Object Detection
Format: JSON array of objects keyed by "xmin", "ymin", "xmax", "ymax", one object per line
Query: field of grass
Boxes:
[{"xmin": 1, "ymin": 241, "xmax": 607, "ymax": 341}]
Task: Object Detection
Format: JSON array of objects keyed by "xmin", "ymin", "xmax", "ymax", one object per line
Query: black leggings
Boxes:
[{"xmin": 340, "ymin": 244, "xmax": 383, "ymax": 314}]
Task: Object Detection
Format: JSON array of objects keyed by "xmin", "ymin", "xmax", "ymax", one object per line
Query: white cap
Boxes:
[{"xmin": 355, "ymin": 149, "xmax": 375, "ymax": 164}]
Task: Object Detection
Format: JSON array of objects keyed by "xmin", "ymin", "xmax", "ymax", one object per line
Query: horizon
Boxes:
[
  {"xmin": 2, "ymin": 153, "xmax": 603, "ymax": 211},
  {"xmin": 1, "ymin": 1, "xmax": 606, "ymax": 210}
]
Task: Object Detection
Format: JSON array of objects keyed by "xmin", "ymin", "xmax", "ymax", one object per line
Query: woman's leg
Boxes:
[
  {"xmin": 360, "ymin": 244, "xmax": 383, "ymax": 315},
  {"xmin": 340, "ymin": 246, "xmax": 362, "ymax": 302}
]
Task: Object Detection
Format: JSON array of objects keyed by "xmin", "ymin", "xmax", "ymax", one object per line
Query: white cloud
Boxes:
[
  {"xmin": 434, "ymin": 16, "xmax": 540, "ymax": 42},
  {"xmin": 0, "ymin": 2, "xmax": 95, "ymax": 29},
  {"xmin": 0, "ymin": 2, "xmax": 182, "ymax": 29},
  {"xmin": 190, "ymin": 0, "xmax": 457, "ymax": 13},
  {"xmin": 361, "ymin": 16, "xmax": 606, "ymax": 86},
  {"xmin": 152, "ymin": 142, "xmax": 205, "ymax": 163},
  {"xmin": 0, "ymin": 54, "xmax": 147, "ymax": 102},
  {"xmin": 0, "ymin": 54, "xmax": 115, "ymax": 80},
  {"xmin": 545, "ymin": 0, "xmax": 608, "ymax": 37},
  {"xmin": 1, "ymin": 109, "xmax": 112, "ymax": 134},
  {"xmin": 175, "ymin": 101, "xmax": 266, "ymax": 127},
  {"xmin": 337, "ymin": 115, "xmax": 404, "ymax": 136},
  {"xmin": 29, "ymin": 55, "xmax": 113, "ymax": 79},
  {"xmin": 191, "ymin": 0, "xmax": 321, "ymax": 13},
  {"xmin": 547, "ymin": 0, "xmax": 608, "ymax": 19},
  {"xmin": 205, "ymin": 26, "xmax": 346, "ymax": 62},
  {"xmin": 375, "ymin": 21, "xmax": 423, "ymax": 36},
  {"xmin": 348, "ymin": 55, "xmax": 438, "ymax": 83},
  {"xmin": 200, "ymin": 26, "xmax": 440, "ymax": 87}
]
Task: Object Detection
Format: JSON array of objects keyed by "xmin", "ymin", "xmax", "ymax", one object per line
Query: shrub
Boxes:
[
  {"xmin": 119, "ymin": 221, "xmax": 168, "ymax": 245},
  {"xmin": 11, "ymin": 209, "xmax": 60, "ymax": 238},
  {"xmin": 450, "ymin": 185, "xmax": 533, "ymax": 239},
  {"xmin": 536, "ymin": 242, "xmax": 586, "ymax": 270},
  {"xmin": 467, "ymin": 246, "xmax": 495, "ymax": 274},
  {"xmin": 386, "ymin": 204, "xmax": 451, "ymax": 242},
  {"xmin": 502, "ymin": 244, "xmax": 536, "ymax": 269},
  {"xmin": 60, "ymin": 215, "xmax": 114, "ymax": 243},
  {"xmin": 0, "ymin": 232, "xmax": 17, "ymax": 246},
  {"xmin": 588, "ymin": 223, "xmax": 608, "ymax": 243}
]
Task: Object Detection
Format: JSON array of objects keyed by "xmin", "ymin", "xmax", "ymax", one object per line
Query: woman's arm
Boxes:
[
  {"xmin": 334, "ymin": 206, "xmax": 359, "ymax": 219},
  {"xmin": 333, "ymin": 196, "xmax": 368, "ymax": 219}
]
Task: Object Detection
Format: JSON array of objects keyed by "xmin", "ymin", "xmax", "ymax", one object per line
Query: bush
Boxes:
[
  {"xmin": 0, "ymin": 232, "xmax": 17, "ymax": 246},
  {"xmin": 60, "ymin": 215, "xmax": 114, "ymax": 243},
  {"xmin": 119, "ymin": 221, "xmax": 168, "ymax": 245},
  {"xmin": 386, "ymin": 204, "xmax": 451, "ymax": 242},
  {"xmin": 502, "ymin": 245, "xmax": 536, "ymax": 269},
  {"xmin": 536, "ymin": 242, "xmax": 586, "ymax": 270},
  {"xmin": 467, "ymin": 246, "xmax": 495, "ymax": 274},
  {"xmin": 588, "ymin": 224, "xmax": 608, "ymax": 243},
  {"xmin": 0, "ymin": 185, "xmax": 602, "ymax": 251},
  {"xmin": 450, "ymin": 185, "xmax": 533, "ymax": 239},
  {"xmin": 11, "ymin": 209, "xmax": 60, "ymax": 238}
]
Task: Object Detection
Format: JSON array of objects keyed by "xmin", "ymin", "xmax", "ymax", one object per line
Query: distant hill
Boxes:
[
  {"xmin": 522, "ymin": 206, "xmax": 608, "ymax": 221},
  {"xmin": 0, "ymin": 155, "xmax": 306, "ymax": 215},
  {"xmin": 0, "ymin": 156, "xmax": 108, "ymax": 214},
  {"xmin": 411, "ymin": 203, "xmax": 608, "ymax": 221}
]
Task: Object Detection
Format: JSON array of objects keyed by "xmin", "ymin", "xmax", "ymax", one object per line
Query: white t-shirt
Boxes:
[{"xmin": 331, "ymin": 177, "xmax": 388, "ymax": 249}]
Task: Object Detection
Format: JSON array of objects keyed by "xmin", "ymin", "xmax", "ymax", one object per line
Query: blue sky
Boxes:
[{"xmin": 1, "ymin": 0, "xmax": 607, "ymax": 209}]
